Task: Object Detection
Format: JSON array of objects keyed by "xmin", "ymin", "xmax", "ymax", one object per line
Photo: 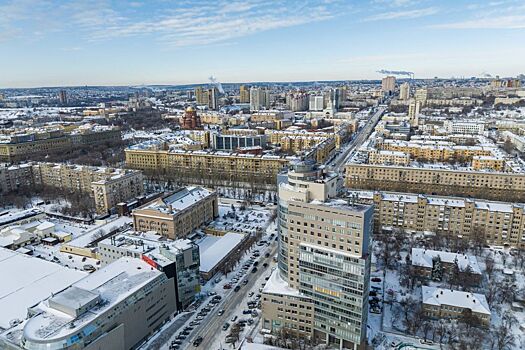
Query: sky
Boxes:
[{"xmin": 0, "ymin": 0, "xmax": 524, "ymax": 88}]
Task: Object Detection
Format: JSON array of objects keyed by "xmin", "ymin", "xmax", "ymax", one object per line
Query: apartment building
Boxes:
[
  {"xmin": 262, "ymin": 162, "xmax": 373, "ymax": 350},
  {"xmin": 348, "ymin": 190, "xmax": 525, "ymax": 247},
  {"xmin": 240, "ymin": 85, "xmax": 250, "ymax": 103},
  {"xmin": 422, "ymin": 287, "xmax": 491, "ymax": 326},
  {"xmin": 125, "ymin": 146, "xmax": 290, "ymax": 181},
  {"xmin": 345, "ymin": 163, "xmax": 525, "ymax": 202},
  {"xmin": 18, "ymin": 258, "xmax": 177, "ymax": 350},
  {"xmin": 0, "ymin": 163, "xmax": 33, "ymax": 193},
  {"xmin": 0, "ymin": 130, "xmax": 71, "ymax": 162},
  {"xmin": 472, "ymin": 156, "xmax": 505, "ymax": 171},
  {"xmin": 381, "ymin": 76, "xmax": 396, "ymax": 93},
  {"xmin": 443, "ymin": 120, "xmax": 485, "ymax": 135},
  {"xmin": 0, "ymin": 127, "xmax": 120, "ymax": 162},
  {"xmin": 98, "ymin": 232, "xmax": 200, "ymax": 309},
  {"xmin": 250, "ymin": 87, "xmax": 271, "ymax": 110},
  {"xmin": 378, "ymin": 139, "xmax": 494, "ymax": 162},
  {"xmin": 132, "ymin": 187, "xmax": 218, "ymax": 240},
  {"xmin": 368, "ymin": 150, "xmax": 410, "ymax": 166},
  {"xmin": 92, "ymin": 171, "xmax": 144, "ymax": 214},
  {"xmin": 0, "ymin": 162, "xmax": 144, "ymax": 214}
]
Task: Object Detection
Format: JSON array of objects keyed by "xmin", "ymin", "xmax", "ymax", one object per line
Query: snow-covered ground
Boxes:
[{"xmin": 370, "ymin": 238, "xmax": 525, "ymax": 350}]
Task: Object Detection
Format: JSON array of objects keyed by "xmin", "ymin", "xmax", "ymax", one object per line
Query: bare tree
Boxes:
[{"xmin": 485, "ymin": 256, "xmax": 496, "ymax": 281}]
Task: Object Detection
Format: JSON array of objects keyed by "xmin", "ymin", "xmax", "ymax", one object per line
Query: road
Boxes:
[
  {"xmin": 330, "ymin": 106, "xmax": 386, "ymax": 172},
  {"xmin": 191, "ymin": 242, "xmax": 279, "ymax": 350}
]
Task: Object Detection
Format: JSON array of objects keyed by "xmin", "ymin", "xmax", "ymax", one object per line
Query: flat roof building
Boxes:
[
  {"xmin": 0, "ymin": 247, "xmax": 86, "ymax": 332},
  {"xmin": 18, "ymin": 258, "xmax": 177, "ymax": 350}
]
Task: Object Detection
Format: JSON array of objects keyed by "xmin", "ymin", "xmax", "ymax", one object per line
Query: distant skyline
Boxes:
[{"xmin": 1, "ymin": 0, "xmax": 524, "ymax": 88}]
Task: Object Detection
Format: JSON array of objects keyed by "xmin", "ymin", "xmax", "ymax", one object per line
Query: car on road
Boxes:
[
  {"xmin": 265, "ymin": 252, "xmax": 270, "ymax": 258},
  {"xmin": 222, "ymin": 322, "xmax": 230, "ymax": 331},
  {"xmin": 242, "ymin": 279, "xmax": 248, "ymax": 285},
  {"xmin": 262, "ymin": 262, "xmax": 268, "ymax": 268},
  {"xmin": 253, "ymin": 261, "xmax": 259, "ymax": 267},
  {"xmin": 192, "ymin": 336, "xmax": 203, "ymax": 347},
  {"xmin": 251, "ymin": 267, "xmax": 257, "ymax": 273},
  {"xmin": 231, "ymin": 316, "xmax": 238, "ymax": 322},
  {"xmin": 234, "ymin": 285, "xmax": 241, "ymax": 292},
  {"xmin": 217, "ymin": 309, "xmax": 225, "ymax": 316}
]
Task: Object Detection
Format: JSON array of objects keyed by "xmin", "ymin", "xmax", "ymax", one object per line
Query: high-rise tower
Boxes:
[{"xmin": 262, "ymin": 162, "xmax": 373, "ymax": 349}]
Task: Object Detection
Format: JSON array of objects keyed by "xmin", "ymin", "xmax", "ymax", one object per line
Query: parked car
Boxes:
[
  {"xmin": 192, "ymin": 336, "xmax": 203, "ymax": 347},
  {"xmin": 231, "ymin": 316, "xmax": 238, "ymax": 322},
  {"xmin": 222, "ymin": 322, "xmax": 230, "ymax": 331}
]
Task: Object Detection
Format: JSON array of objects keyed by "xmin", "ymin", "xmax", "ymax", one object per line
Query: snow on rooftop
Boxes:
[
  {"xmin": 422, "ymin": 286, "xmax": 491, "ymax": 315},
  {"xmin": 0, "ymin": 208, "xmax": 43, "ymax": 227},
  {"xmin": 411, "ymin": 248, "xmax": 481, "ymax": 274},
  {"xmin": 198, "ymin": 233, "xmax": 244, "ymax": 273},
  {"xmin": 140, "ymin": 187, "xmax": 214, "ymax": 215},
  {"xmin": 23, "ymin": 258, "xmax": 161, "ymax": 341},
  {"xmin": 0, "ymin": 248, "xmax": 86, "ymax": 330},
  {"xmin": 262, "ymin": 269, "xmax": 300, "ymax": 297}
]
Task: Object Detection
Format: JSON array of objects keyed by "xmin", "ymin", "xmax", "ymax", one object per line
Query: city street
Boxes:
[
  {"xmin": 192, "ymin": 242, "xmax": 279, "ymax": 350},
  {"xmin": 330, "ymin": 105, "xmax": 386, "ymax": 172}
]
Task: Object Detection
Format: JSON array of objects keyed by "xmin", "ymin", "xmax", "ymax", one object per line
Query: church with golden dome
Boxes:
[{"xmin": 181, "ymin": 106, "xmax": 202, "ymax": 129}]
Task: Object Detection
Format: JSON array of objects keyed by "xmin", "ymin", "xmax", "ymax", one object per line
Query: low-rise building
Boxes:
[
  {"xmin": 411, "ymin": 248, "xmax": 481, "ymax": 283},
  {"xmin": 422, "ymin": 286, "xmax": 491, "ymax": 326},
  {"xmin": 132, "ymin": 187, "xmax": 218, "ymax": 240}
]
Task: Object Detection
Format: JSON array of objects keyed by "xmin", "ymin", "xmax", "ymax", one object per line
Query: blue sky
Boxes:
[{"xmin": 0, "ymin": 0, "xmax": 524, "ymax": 87}]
